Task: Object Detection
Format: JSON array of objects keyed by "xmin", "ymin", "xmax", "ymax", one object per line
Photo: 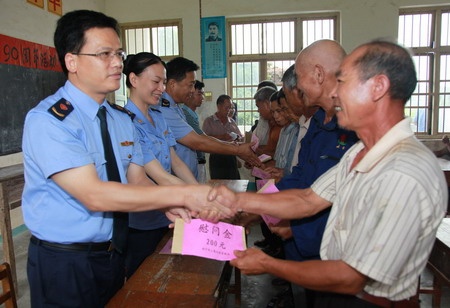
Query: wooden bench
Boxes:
[{"xmin": 0, "ymin": 164, "xmax": 24, "ymax": 294}]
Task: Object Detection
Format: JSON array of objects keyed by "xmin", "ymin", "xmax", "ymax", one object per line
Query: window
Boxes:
[
  {"xmin": 113, "ymin": 20, "xmax": 182, "ymax": 105},
  {"xmin": 228, "ymin": 14, "xmax": 338, "ymax": 133},
  {"xmin": 399, "ymin": 7, "xmax": 450, "ymax": 136}
]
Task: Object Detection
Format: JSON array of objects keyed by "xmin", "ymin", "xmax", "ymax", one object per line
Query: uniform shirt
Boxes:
[
  {"xmin": 273, "ymin": 122, "xmax": 299, "ymax": 176},
  {"xmin": 202, "ymin": 113, "xmax": 242, "ymax": 139},
  {"xmin": 22, "ymin": 81, "xmax": 143, "ymax": 244},
  {"xmin": 277, "ymin": 108, "xmax": 358, "ymax": 260},
  {"xmin": 159, "ymin": 92, "xmax": 198, "ymax": 178},
  {"xmin": 181, "ymin": 105, "xmax": 206, "ymax": 162},
  {"xmin": 124, "ymin": 99, "xmax": 172, "ymax": 230},
  {"xmin": 312, "ymin": 118, "xmax": 447, "ymax": 300}
]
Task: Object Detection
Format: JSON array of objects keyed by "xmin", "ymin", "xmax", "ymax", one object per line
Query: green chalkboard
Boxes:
[{"xmin": 0, "ymin": 63, "xmax": 65, "ymax": 155}]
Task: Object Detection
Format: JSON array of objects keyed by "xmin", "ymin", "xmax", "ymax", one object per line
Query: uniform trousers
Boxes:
[
  {"xmin": 125, "ymin": 226, "xmax": 169, "ymax": 279},
  {"xmin": 28, "ymin": 238, "xmax": 125, "ymax": 308}
]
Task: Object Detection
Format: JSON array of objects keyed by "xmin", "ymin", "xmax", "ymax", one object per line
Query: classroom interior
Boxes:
[{"xmin": 1, "ymin": 0, "xmax": 450, "ymax": 307}]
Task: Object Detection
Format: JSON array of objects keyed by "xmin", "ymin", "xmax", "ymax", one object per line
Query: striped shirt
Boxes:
[
  {"xmin": 312, "ymin": 118, "xmax": 447, "ymax": 300},
  {"xmin": 274, "ymin": 122, "xmax": 299, "ymax": 175}
]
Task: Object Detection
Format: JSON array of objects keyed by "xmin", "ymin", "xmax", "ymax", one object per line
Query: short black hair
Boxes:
[
  {"xmin": 208, "ymin": 22, "xmax": 219, "ymax": 29},
  {"xmin": 257, "ymin": 80, "xmax": 277, "ymax": 91},
  {"xmin": 354, "ymin": 39, "xmax": 417, "ymax": 103},
  {"xmin": 123, "ymin": 52, "xmax": 166, "ymax": 88},
  {"xmin": 194, "ymin": 80, "xmax": 205, "ymax": 90},
  {"xmin": 54, "ymin": 10, "xmax": 120, "ymax": 75},
  {"xmin": 216, "ymin": 94, "xmax": 231, "ymax": 106},
  {"xmin": 166, "ymin": 57, "xmax": 199, "ymax": 82}
]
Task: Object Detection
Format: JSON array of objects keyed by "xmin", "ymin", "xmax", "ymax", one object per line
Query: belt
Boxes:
[
  {"xmin": 30, "ymin": 235, "xmax": 114, "ymax": 252},
  {"xmin": 198, "ymin": 158, "xmax": 206, "ymax": 164},
  {"xmin": 357, "ymin": 291, "xmax": 419, "ymax": 308}
]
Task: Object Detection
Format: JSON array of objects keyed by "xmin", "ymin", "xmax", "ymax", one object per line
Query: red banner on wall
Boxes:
[{"xmin": 0, "ymin": 34, "xmax": 62, "ymax": 72}]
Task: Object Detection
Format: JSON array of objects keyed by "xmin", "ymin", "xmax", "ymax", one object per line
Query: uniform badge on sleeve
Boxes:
[{"xmin": 48, "ymin": 98, "xmax": 74, "ymax": 121}]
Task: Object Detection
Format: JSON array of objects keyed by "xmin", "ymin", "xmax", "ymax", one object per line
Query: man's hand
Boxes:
[
  {"xmin": 184, "ymin": 185, "xmax": 238, "ymax": 222},
  {"xmin": 237, "ymin": 142, "xmax": 261, "ymax": 167},
  {"xmin": 207, "ymin": 184, "xmax": 239, "ymax": 211},
  {"xmin": 165, "ymin": 207, "xmax": 191, "ymax": 227},
  {"xmin": 269, "ymin": 220, "xmax": 292, "ymax": 239},
  {"xmin": 230, "ymin": 248, "xmax": 271, "ymax": 275},
  {"xmin": 264, "ymin": 166, "xmax": 284, "ymax": 182}
]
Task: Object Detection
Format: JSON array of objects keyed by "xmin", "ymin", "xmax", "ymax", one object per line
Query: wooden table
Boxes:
[
  {"xmin": 107, "ymin": 230, "xmax": 233, "ymax": 307},
  {"xmin": 107, "ymin": 179, "xmax": 249, "ymax": 308},
  {"xmin": 0, "ymin": 164, "xmax": 24, "ymax": 293}
]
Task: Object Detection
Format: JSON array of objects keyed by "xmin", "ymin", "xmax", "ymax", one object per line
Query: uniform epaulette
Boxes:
[
  {"xmin": 150, "ymin": 107, "xmax": 161, "ymax": 113},
  {"xmin": 108, "ymin": 101, "xmax": 136, "ymax": 120},
  {"xmin": 161, "ymin": 98, "xmax": 170, "ymax": 107},
  {"xmin": 48, "ymin": 98, "xmax": 74, "ymax": 121}
]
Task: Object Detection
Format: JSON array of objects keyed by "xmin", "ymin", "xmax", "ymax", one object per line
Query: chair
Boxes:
[{"xmin": 0, "ymin": 262, "xmax": 17, "ymax": 308}]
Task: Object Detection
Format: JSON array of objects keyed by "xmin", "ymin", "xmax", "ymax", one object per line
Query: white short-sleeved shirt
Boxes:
[{"xmin": 312, "ymin": 118, "xmax": 447, "ymax": 300}]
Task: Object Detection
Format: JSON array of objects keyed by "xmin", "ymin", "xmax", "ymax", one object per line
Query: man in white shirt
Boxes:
[{"xmin": 212, "ymin": 39, "xmax": 447, "ymax": 307}]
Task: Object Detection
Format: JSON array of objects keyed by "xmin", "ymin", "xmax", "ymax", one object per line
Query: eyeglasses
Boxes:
[{"xmin": 72, "ymin": 50, "xmax": 127, "ymax": 62}]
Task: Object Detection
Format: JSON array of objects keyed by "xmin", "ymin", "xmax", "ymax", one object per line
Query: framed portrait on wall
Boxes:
[{"xmin": 201, "ymin": 16, "xmax": 226, "ymax": 79}]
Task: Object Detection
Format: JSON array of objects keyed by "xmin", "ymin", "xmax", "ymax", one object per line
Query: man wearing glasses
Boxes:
[{"xmin": 21, "ymin": 10, "xmax": 236, "ymax": 307}]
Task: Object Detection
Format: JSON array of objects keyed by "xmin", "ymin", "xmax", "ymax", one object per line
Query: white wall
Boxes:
[{"xmin": 106, "ymin": 0, "xmax": 450, "ymax": 125}]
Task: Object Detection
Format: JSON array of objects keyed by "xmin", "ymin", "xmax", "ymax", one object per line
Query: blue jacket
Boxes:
[{"xmin": 276, "ymin": 108, "xmax": 358, "ymax": 261}]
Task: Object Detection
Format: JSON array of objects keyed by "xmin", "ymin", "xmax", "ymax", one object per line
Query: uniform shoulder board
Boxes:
[
  {"xmin": 108, "ymin": 101, "xmax": 136, "ymax": 120},
  {"xmin": 161, "ymin": 98, "xmax": 170, "ymax": 107},
  {"xmin": 150, "ymin": 107, "xmax": 161, "ymax": 113},
  {"xmin": 48, "ymin": 98, "xmax": 74, "ymax": 121}
]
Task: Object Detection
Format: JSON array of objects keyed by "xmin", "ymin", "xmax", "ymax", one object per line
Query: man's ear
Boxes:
[
  {"xmin": 65, "ymin": 53, "xmax": 77, "ymax": 73},
  {"xmin": 314, "ymin": 64, "xmax": 325, "ymax": 85},
  {"xmin": 167, "ymin": 79, "xmax": 176, "ymax": 89},
  {"xmin": 372, "ymin": 74, "xmax": 390, "ymax": 102}
]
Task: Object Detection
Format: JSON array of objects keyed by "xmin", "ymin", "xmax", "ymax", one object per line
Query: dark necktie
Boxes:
[{"xmin": 97, "ymin": 106, "xmax": 128, "ymax": 254}]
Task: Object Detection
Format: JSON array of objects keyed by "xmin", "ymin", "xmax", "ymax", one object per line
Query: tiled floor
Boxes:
[{"xmin": 2, "ymin": 226, "xmax": 450, "ymax": 308}]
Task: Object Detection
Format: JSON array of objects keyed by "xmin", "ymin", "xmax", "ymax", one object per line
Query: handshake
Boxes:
[{"xmin": 165, "ymin": 183, "xmax": 242, "ymax": 224}]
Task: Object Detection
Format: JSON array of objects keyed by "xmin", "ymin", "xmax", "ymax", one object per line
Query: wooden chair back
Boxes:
[{"xmin": 0, "ymin": 262, "xmax": 17, "ymax": 308}]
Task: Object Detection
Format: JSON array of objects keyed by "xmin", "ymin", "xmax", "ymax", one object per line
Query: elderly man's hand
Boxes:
[
  {"xmin": 237, "ymin": 142, "xmax": 261, "ymax": 167},
  {"xmin": 184, "ymin": 185, "xmax": 239, "ymax": 223},
  {"xmin": 269, "ymin": 220, "xmax": 292, "ymax": 240},
  {"xmin": 264, "ymin": 166, "xmax": 284, "ymax": 182},
  {"xmin": 230, "ymin": 247, "xmax": 271, "ymax": 275}
]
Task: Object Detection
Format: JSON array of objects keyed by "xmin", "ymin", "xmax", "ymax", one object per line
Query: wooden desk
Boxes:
[
  {"xmin": 0, "ymin": 164, "xmax": 24, "ymax": 293},
  {"xmin": 107, "ymin": 230, "xmax": 233, "ymax": 307},
  {"xmin": 422, "ymin": 218, "xmax": 450, "ymax": 307},
  {"xmin": 107, "ymin": 180, "xmax": 249, "ymax": 308}
]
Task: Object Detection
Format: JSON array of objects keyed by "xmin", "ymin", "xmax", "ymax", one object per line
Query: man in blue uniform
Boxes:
[
  {"xmin": 21, "ymin": 10, "xmax": 235, "ymax": 307},
  {"xmin": 271, "ymin": 40, "xmax": 358, "ymax": 307},
  {"xmin": 159, "ymin": 57, "xmax": 260, "ymax": 180}
]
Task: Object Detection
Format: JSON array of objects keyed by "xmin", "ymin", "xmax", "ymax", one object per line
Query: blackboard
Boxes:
[{"xmin": 0, "ymin": 63, "xmax": 65, "ymax": 155}]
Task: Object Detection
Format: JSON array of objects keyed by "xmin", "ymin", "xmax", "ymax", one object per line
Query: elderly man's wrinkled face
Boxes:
[{"xmin": 332, "ymin": 46, "xmax": 375, "ymax": 131}]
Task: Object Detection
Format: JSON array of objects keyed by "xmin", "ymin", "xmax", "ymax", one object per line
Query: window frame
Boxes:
[
  {"xmin": 226, "ymin": 13, "xmax": 339, "ymax": 132},
  {"xmin": 399, "ymin": 6, "xmax": 450, "ymax": 138}
]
